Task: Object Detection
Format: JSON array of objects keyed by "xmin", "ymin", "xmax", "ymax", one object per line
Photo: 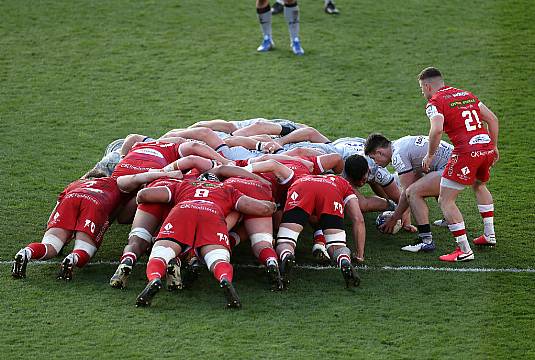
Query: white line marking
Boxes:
[{"xmin": 2, "ymin": 261, "xmax": 534, "ymax": 273}]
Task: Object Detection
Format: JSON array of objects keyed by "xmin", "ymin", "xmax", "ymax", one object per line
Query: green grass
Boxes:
[{"xmin": 1, "ymin": 0, "xmax": 534, "ymax": 358}]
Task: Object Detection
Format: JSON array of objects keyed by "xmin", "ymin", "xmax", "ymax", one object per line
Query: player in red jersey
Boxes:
[
  {"xmin": 11, "ymin": 176, "xmax": 123, "ymax": 280},
  {"xmin": 275, "ymin": 174, "xmax": 364, "ymax": 288},
  {"xmin": 222, "ymin": 176, "xmax": 284, "ymax": 290},
  {"xmin": 134, "ymin": 176, "xmax": 276, "ymax": 308},
  {"xmin": 419, "ymin": 67, "xmax": 499, "ymax": 262}
]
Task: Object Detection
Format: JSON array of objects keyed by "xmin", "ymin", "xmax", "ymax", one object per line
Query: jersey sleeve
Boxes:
[
  {"xmin": 341, "ymin": 179, "xmax": 357, "ymax": 205},
  {"xmin": 425, "ymin": 98, "xmax": 444, "ymax": 120},
  {"xmin": 391, "ymin": 149, "xmax": 412, "ymax": 174},
  {"xmin": 228, "ymin": 186, "xmax": 246, "ymax": 210}
]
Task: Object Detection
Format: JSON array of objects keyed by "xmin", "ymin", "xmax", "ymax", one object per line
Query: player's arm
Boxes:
[
  {"xmin": 178, "ymin": 141, "xmax": 233, "ymax": 165},
  {"xmin": 317, "ymin": 154, "xmax": 344, "ymax": 174},
  {"xmin": 245, "ymin": 160, "xmax": 294, "ymax": 184},
  {"xmin": 380, "ymin": 171, "xmax": 419, "ymax": 234},
  {"xmin": 250, "ymin": 154, "xmax": 313, "ymax": 169},
  {"xmin": 235, "ymin": 195, "xmax": 277, "ymax": 217},
  {"xmin": 116, "ymin": 170, "xmax": 182, "ymax": 193},
  {"xmin": 275, "ymin": 127, "xmax": 330, "ymax": 146},
  {"xmin": 120, "ymin": 134, "xmax": 148, "ymax": 157},
  {"xmin": 210, "ymin": 165, "xmax": 271, "ymax": 186},
  {"xmin": 136, "ymin": 186, "xmax": 173, "ymax": 204},
  {"xmin": 423, "ymin": 113, "xmax": 444, "ymax": 173},
  {"xmin": 345, "ymin": 197, "xmax": 366, "ymax": 263},
  {"xmin": 479, "ymin": 102, "xmax": 500, "ymax": 163},
  {"xmin": 163, "ymin": 155, "xmax": 216, "ymax": 173}
]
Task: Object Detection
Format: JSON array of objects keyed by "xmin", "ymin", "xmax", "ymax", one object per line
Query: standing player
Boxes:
[
  {"xmin": 271, "ymin": 0, "xmax": 339, "ymax": 15},
  {"xmin": 418, "ymin": 67, "xmax": 499, "ymax": 262},
  {"xmin": 256, "ymin": 0, "xmax": 304, "ymax": 55},
  {"xmin": 11, "ymin": 176, "xmax": 123, "ymax": 280},
  {"xmin": 365, "ymin": 134, "xmax": 453, "ymax": 252}
]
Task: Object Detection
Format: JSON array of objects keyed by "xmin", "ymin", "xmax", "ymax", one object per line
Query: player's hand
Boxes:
[
  {"xmin": 262, "ymin": 141, "xmax": 282, "ymax": 154},
  {"xmin": 492, "ymin": 147, "xmax": 500, "ymax": 166},
  {"xmin": 422, "ymin": 154, "xmax": 434, "ymax": 173},
  {"xmin": 379, "ymin": 216, "xmax": 398, "ymax": 234},
  {"xmin": 401, "ymin": 212, "xmax": 417, "ymax": 233},
  {"xmin": 403, "ymin": 224, "xmax": 417, "ymax": 233}
]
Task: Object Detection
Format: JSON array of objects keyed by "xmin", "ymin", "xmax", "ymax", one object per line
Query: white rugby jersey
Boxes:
[{"xmin": 391, "ymin": 135, "xmax": 453, "ymax": 175}]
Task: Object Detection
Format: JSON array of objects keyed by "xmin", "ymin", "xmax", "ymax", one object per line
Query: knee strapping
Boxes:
[
  {"xmin": 41, "ymin": 234, "xmax": 64, "ymax": 253},
  {"xmin": 276, "ymin": 227, "xmax": 300, "ymax": 246},
  {"xmin": 149, "ymin": 246, "xmax": 176, "ymax": 263},
  {"xmin": 129, "ymin": 227, "xmax": 153, "ymax": 243},
  {"xmin": 203, "ymin": 249, "xmax": 230, "ymax": 271},
  {"xmin": 250, "ymin": 233, "xmax": 273, "ymax": 247},
  {"xmin": 325, "ymin": 232, "xmax": 347, "ymax": 250},
  {"xmin": 74, "ymin": 240, "xmax": 97, "ymax": 258}
]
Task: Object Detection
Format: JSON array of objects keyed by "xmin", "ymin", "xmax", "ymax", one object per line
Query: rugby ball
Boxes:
[{"xmin": 375, "ymin": 211, "xmax": 402, "ymax": 234}]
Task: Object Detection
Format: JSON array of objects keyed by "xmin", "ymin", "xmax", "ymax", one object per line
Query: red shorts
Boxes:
[
  {"xmin": 442, "ymin": 149, "xmax": 496, "ymax": 185},
  {"xmin": 283, "ymin": 181, "xmax": 345, "ymax": 218},
  {"xmin": 156, "ymin": 202, "xmax": 230, "ymax": 251},
  {"xmin": 137, "ymin": 203, "xmax": 173, "ymax": 225},
  {"xmin": 47, "ymin": 194, "xmax": 110, "ymax": 246}
]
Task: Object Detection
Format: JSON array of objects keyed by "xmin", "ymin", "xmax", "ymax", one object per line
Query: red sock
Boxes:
[
  {"xmin": 27, "ymin": 243, "xmax": 47, "ymax": 259},
  {"xmin": 313, "ymin": 231, "xmax": 326, "ymax": 245},
  {"xmin": 213, "ymin": 261, "xmax": 234, "ymax": 283},
  {"xmin": 258, "ymin": 247, "xmax": 278, "ymax": 265},
  {"xmin": 120, "ymin": 252, "xmax": 137, "ymax": 265},
  {"xmin": 146, "ymin": 258, "xmax": 166, "ymax": 281},
  {"xmin": 72, "ymin": 249, "xmax": 91, "ymax": 268}
]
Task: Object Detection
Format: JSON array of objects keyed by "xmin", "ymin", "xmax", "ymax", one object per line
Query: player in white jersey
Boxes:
[
  {"xmin": 365, "ymin": 134, "xmax": 454, "ymax": 252},
  {"xmin": 189, "ymin": 118, "xmax": 305, "ymax": 138}
]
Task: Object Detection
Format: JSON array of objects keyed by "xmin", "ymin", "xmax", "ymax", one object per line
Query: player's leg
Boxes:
[
  {"xmin": 276, "ymin": 127, "xmax": 330, "ymax": 146},
  {"xmin": 276, "ymin": 207, "xmax": 308, "ymax": 287},
  {"xmin": 272, "ymin": 0, "xmax": 284, "ymax": 14},
  {"xmin": 244, "ymin": 217, "xmax": 283, "ymax": 291},
  {"xmin": 472, "ymin": 180, "xmax": 496, "ymax": 245},
  {"xmin": 437, "ymin": 179, "xmax": 474, "ymax": 262},
  {"xmin": 324, "ymin": 230, "xmax": 360, "ymax": 288},
  {"xmin": 283, "ymin": 0, "xmax": 304, "ymax": 55},
  {"xmin": 110, "ymin": 209, "xmax": 159, "ymax": 288},
  {"xmin": 136, "ymin": 240, "xmax": 182, "ymax": 307},
  {"xmin": 401, "ymin": 172, "xmax": 441, "ymax": 253},
  {"xmin": 188, "ymin": 119, "xmax": 238, "ymax": 134},
  {"xmin": 256, "ymin": 0, "xmax": 274, "ymax": 52},
  {"xmin": 12, "ymin": 227, "xmax": 71, "ymax": 279},
  {"xmin": 232, "ymin": 121, "xmax": 282, "ymax": 137},
  {"xmin": 200, "ymin": 244, "xmax": 241, "ymax": 308},
  {"xmin": 57, "ymin": 231, "xmax": 99, "ymax": 281}
]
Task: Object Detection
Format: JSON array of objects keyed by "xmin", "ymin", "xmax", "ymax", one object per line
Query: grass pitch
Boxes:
[{"xmin": 1, "ymin": 0, "xmax": 534, "ymax": 359}]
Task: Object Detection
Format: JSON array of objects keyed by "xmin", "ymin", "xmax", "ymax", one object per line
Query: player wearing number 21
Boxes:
[{"xmin": 418, "ymin": 67, "xmax": 499, "ymax": 262}]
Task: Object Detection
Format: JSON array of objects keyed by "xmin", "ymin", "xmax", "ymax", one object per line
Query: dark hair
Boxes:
[
  {"xmin": 364, "ymin": 133, "xmax": 391, "ymax": 155},
  {"xmin": 418, "ymin": 67, "xmax": 442, "ymax": 81},
  {"xmin": 197, "ymin": 172, "xmax": 220, "ymax": 182},
  {"xmin": 81, "ymin": 167, "xmax": 108, "ymax": 180},
  {"xmin": 344, "ymin": 155, "xmax": 369, "ymax": 183}
]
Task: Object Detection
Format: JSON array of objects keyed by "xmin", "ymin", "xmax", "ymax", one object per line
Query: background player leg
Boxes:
[
  {"xmin": 110, "ymin": 210, "xmax": 158, "ymax": 289},
  {"xmin": 472, "ymin": 180, "xmax": 496, "ymax": 246},
  {"xmin": 256, "ymin": 0, "xmax": 274, "ymax": 52},
  {"xmin": 276, "ymin": 221, "xmax": 304, "ymax": 288},
  {"xmin": 324, "ymin": 229, "xmax": 360, "ymax": 288},
  {"xmin": 57, "ymin": 232, "xmax": 98, "ymax": 281},
  {"xmin": 438, "ymin": 183, "xmax": 474, "ymax": 262},
  {"xmin": 12, "ymin": 228, "xmax": 70, "ymax": 279},
  {"xmin": 200, "ymin": 245, "xmax": 241, "ymax": 309},
  {"xmin": 244, "ymin": 217, "xmax": 283, "ymax": 291},
  {"xmin": 284, "ymin": 1, "xmax": 304, "ymax": 55}
]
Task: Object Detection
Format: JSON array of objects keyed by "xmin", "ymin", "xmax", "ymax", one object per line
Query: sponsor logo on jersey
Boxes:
[
  {"xmin": 451, "ymin": 91, "xmax": 469, "ymax": 97},
  {"xmin": 461, "ymin": 167, "xmax": 470, "ymax": 176},
  {"xmin": 449, "ymin": 98, "xmax": 476, "ymax": 108},
  {"xmin": 164, "ymin": 223, "xmax": 173, "ymax": 231},
  {"xmin": 426, "ymin": 105, "xmax": 440, "ymax": 119},
  {"xmin": 471, "ymin": 149, "xmax": 495, "ymax": 158},
  {"xmin": 132, "ymin": 148, "xmax": 165, "ymax": 158},
  {"xmin": 469, "ymin": 134, "xmax": 491, "ymax": 145},
  {"xmin": 290, "ymin": 191, "xmax": 299, "ymax": 201},
  {"xmin": 85, "ymin": 188, "xmax": 104, "ymax": 194}
]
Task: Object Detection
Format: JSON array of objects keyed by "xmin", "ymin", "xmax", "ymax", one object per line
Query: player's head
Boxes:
[
  {"xmin": 344, "ymin": 154, "xmax": 369, "ymax": 188},
  {"xmin": 197, "ymin": 172, "xmax": 220, "ymax": 182},
  {"xmin": 81, "ymin": 167, "xmax": 108, "ymax": 180},
  {"xmin": 364, "ymin": 133, "xmax": 392, "ymax": 167},
  {"xmin": 418, "ymin": 67, "xmax": 444, "ymax": 100}
]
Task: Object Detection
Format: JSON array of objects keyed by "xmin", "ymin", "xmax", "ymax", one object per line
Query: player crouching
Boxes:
[
  {"xmin": 275, "ymin": 173, "xmax": 366, "ymax": 289},
  {"xmin": 12, "ymin": 175, "xmax": 123, "ymax": 280},
  {"xmin": 134, "ymin": 173, "xmax": 276, "ymax": 309}
]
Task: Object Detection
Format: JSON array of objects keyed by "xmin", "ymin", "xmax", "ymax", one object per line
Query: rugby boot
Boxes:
[
  {"xmin": 439, "ymin": 247, "xmax": 474, "ymax": 262},
  {"xmin": 109, "ymin": 261, "xmax": 133, "ymax": 289},
  {"xmin": 266, "ymin": 261, "xmax": 284, "ymax": 291},
  {"xmin": 312, "ymin": 242, "xmax": 330, "ymax": 264},
  {"xmin": 182, "ymin": 256, "xmax": 201, "ymax": 288},
  {"xmin": 280, "ymin": 253, "xmax": 295, "ymax": 289},
  {"xmin": 12, "ymin": 250, "xmax": 30, "ymax": 279},
  {"xmin": 473, "ymin": 234, "xmax": 496, "ymax": 247},
  {"xmin": 136, "ymin": 278, "xmax": 163, "ymax": 307},
  {"xmin": 57, "ymin": 256, "xmax": 74, "ymax": 281},
  {"xmin": 340, "ymin": 258, "xmax": 360, "ymax": 288},
  {"xmin": 220, "ymin": 278, "xmax": 242, "ymax": 309},
  {"xmin": 166, "ymin": 258, "xmax": 183, "ymax": 291}
]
